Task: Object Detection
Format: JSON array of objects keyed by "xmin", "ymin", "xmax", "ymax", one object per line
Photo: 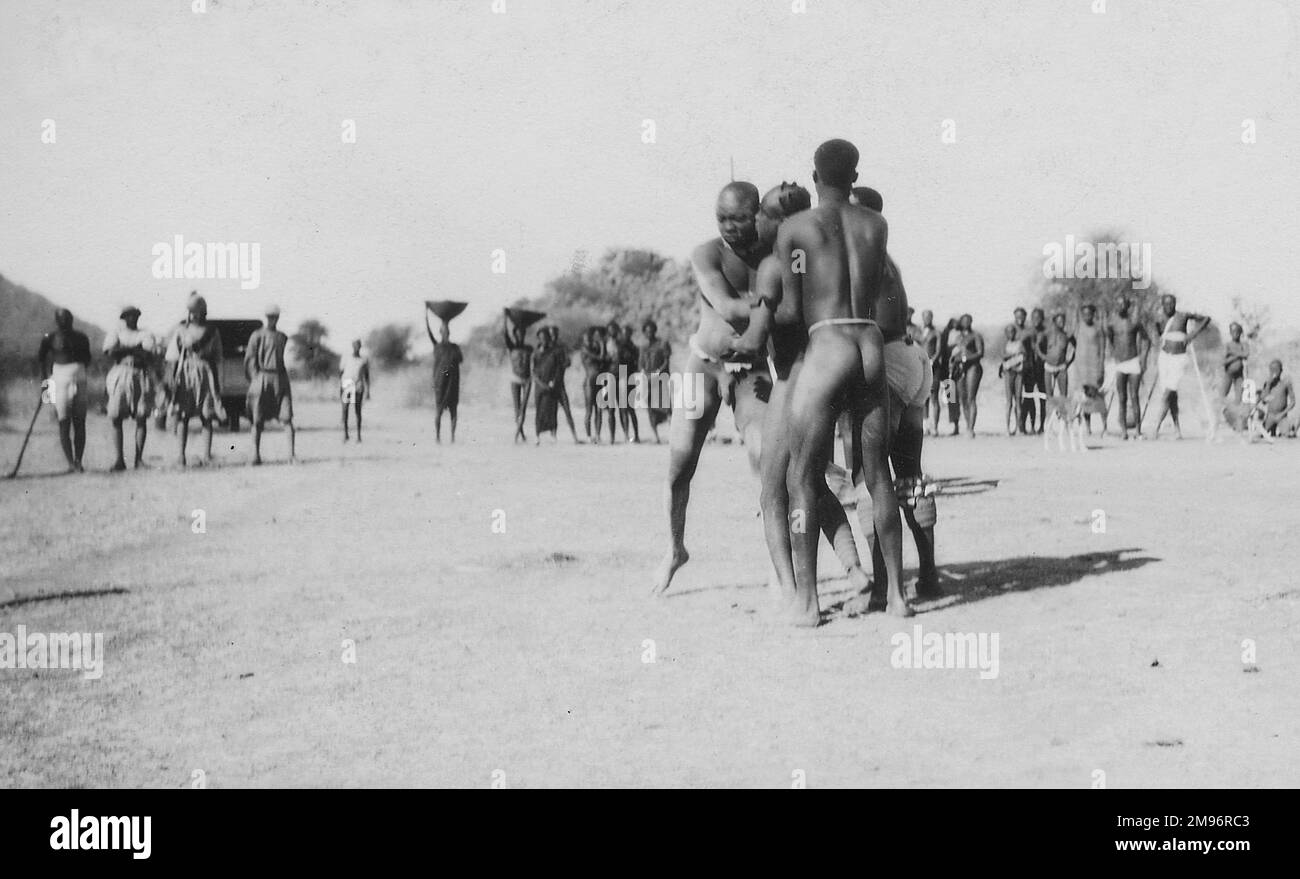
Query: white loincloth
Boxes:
[
  {"xmin": 1114, "ymin": 356, "xmax": 1142, "ymax": 376},
  {"xmin": 46, "ymin": 362, "xmax": 87, "ymax": 420},
  {"xmin": 1158, "ymin": 350, "xmax": 1188, "ymax": 392},
  {"xmin": 884, "ymin": 339, "xmax": 930, "ymax": 409}
]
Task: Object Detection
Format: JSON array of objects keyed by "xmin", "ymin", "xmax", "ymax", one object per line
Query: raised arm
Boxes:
[
  {"xmin": 425, "ymin": 311, "xmax": 436, "ymax": 345},
  {"xmin": 502, "ymin": 311, "xmax": 516, "ymax": 350},
  {"xmin": 1187, "ymin": 313, "xmax": 1211, "ymax": 342},
  {"xmin": 690, "ymin": 242, "xmax": 750, "ymax": 325}
]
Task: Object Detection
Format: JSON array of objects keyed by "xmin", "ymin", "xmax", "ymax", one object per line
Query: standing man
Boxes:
[
  {"xmin": 1151, "ymin": 294, "xmax": 1211, "ymax": 439},
  {"xmin": 954, "ymin": 314, "xmax": 985, "ymax": 438},
  {"xmin": 727, "ymin": 182, "xmax": 875, "ymax": 617},
  {"xmin": 1042, "ymin": 311, "xmax": 1076, "ymax": 397},
  {"xmin": 505, "ymin": 312, "xmax": 533, "ymax": 443},
  {"xmin": 1010, "ymin": 307, "xmax": 1033, "ymax": 433},
  {"xmin": 1106, "ymin": 295, "xmax": 1152, "ymax": 440},
  {"xmin": 998, "ymin": 323, "xmax": 1026, "ymax": 435},
  {"xmin": 167, "ymin": 295, "xmax": 225, "ymax": 466},
  {"xmin": 427, "ymin": 312, "xmax": 462, "ymax": 443},
  {"xmin": 1023, "ymin": 307, "xmax": 1049, "ymax": 432},
  {"xmin": 638, "ymin": 319, "xmax": 672, "ymax": 444},
  {"xmin": 36, "ymin": 308, "xmax": 92, "ymax": 473},
  {"xmin": 531, "ymin": 327, "xmax": 560, "ymax": 443},
  {"xmin": 103, "ymin": 306, "xmax": 157, "ymax": 471},
  {"xmin": 618, "ymin": 324, "xmax": 642, "ymax": 443},
  {"xmin": 339, "ymin": 339, "xmax": 370, "ymax": 443},
  {"xmin": 549, "ymin": 328, "xmax": 583, "ymax": 444},
  {"xmin": 580, "ymin": 326, "xmax": 606, "ymax": 443},
  {"xmin": 652, "ymin": 181, "xmax": 773, "ymax": 595},
  {"xmin": 1220, "ymin": 322, "xmax": 1249, "ymax": 403},
  {"xmin": 917, "ymin": 309, "xmax": 941, "ymax": 436},
  {"xmin": 245, "ymin": 304, "xmax": 295, "ymax": 465},
  {"xmin": 780, "ymin": 140, "xmax": 907, "ymax": 621},
  {"xmin": 1073, "ymin": 304, "xmax": 1107, "ymax": 432}
]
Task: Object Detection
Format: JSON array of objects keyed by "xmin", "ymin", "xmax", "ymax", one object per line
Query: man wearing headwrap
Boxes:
[
  {"xmin": 36, "ymin": 308, "xmax": 92, "ymax": 473},
  {"xmin": 166, "ymin": 294, "xmax": 225, "ymax": 466},
  {"xmin": 245, "ymin": 304, "xmax": 296, "ymax": 464},
  {"xmin": 103, "ymin": 306, "xmax": 157, "ymax": 470}
]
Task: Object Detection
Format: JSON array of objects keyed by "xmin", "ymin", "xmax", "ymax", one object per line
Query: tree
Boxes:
[
  {"xmin": 367, "ymin": 323, "xmax": 413, "ymax": 369},
  {"xmin": 1034, "ymin": 231, "xmax": 1220, "ymax": 368},
  {"xmin": 289, "ymin": 318, "xmax": 340, "ymax": 380},
  {"xmin": 1230, "ymin": 296, "xmax": 1271, "ymax": 351},
  {"xmin": 463, "ymin": 247, "xmax": 700, "ymax": 362}
]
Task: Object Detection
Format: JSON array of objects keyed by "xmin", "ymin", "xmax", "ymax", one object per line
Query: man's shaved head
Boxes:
[
  {"xmin": 718, "ymin": 181, "xmax": 759, "ymax": 212},
  {"xmin": 851, "ymin": 186, "xmax": 883, "ymax": 212},
  {"xmin": 760, "ymin": 181, "xmax": 811, "ymax": 218},
  {"xmin": 813, "ymin": 138, "xmax": 859, "ymax": 189},
  {"xmin": 756, "ymin": 181, "xmax": 811, "ymax": 246},
  {"xmin": 715, "ymin": 180, "xmax": 761, "ymax": 251},
  {"xmin": 55, "ymin": 308, "xmax": 73, "ymax": 330}
]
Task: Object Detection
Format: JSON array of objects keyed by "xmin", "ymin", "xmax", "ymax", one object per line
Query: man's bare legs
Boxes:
[
  {"xmin": 651, "ymin": 360, "xmax": 722, "ymax": 595},
  {"xmin": 853, "ymin": 403, "xmax": 938, "ymax": 608},
  {"xmin": 1115, "ymin": 374, "xmax": 1136, "ymax": 438},
  {"xmin": 759, "ymin": 371, "xmax": 870, "ymax": 609},
  {"xmin": 110, "ymin": 418, "xmax": 128, "ymax": 471},
  {"xmin": 1003, "ymin": 370, "xmax": 1021, "ymax": 435},
  {"xmin": 558, "ymin": 388, "xmax": 582, "ymax": 443},
  {"xmin": 961, "ymin": 363, "xmax": 983, "ymax": 437},
  {"xmin": 583, "ymin": 375, "xmax": 602, "ymax": 443},
  {"xmin": 787, "ymin": 327, "xmax": 908, "ymax": 625},
  {"xmin": 178, "ymin": 418, "xmax": 213, "ymax": 467},
  {"xmin": 1152, "ymin": 390, "xmax": 1181, "ymax": 439},
  {"xmin": 511, "ymin": 382, "xmax": 530, "ymax": 443},
  {"xmin": 57, "ymin": 416, "xmax": 81, "ymax": 472}
]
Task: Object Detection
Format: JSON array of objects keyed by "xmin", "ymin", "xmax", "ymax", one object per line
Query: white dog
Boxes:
[{"xmin": 1043, "ymin": 386, "xmax": 1110, "ymax": 452}]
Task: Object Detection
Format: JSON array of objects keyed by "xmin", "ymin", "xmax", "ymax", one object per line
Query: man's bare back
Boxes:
[{"xmin": 781, "ymin": 139, "xmax": 908, "ymax": 622}]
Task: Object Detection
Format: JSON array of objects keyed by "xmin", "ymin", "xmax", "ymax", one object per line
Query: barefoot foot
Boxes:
[{"xmin": 650, "ymin": 547, "xmax": 689, "ymax": 596}]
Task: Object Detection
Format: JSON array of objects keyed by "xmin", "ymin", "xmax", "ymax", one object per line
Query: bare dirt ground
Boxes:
[{"xmin": 1, "ymin": 389, "xmax": 1296, "ymax": 788}]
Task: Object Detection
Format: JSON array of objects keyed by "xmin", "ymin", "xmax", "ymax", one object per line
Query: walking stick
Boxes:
[
  {"xmin": 1139, "ymin": 367, "xmax": 1158, "ymax": 427},
  {"xmin": 1187, "ymin": 340, "xmax": 1218, "ymax": 442},
  {"xmin": 6, "ymin": 384, "xmax": 46, "ymax": 479}
]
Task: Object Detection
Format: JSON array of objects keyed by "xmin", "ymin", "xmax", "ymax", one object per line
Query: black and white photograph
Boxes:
[{"xmin": 1, "ymin": 0, "xmax": 1296, "ymax": 820}]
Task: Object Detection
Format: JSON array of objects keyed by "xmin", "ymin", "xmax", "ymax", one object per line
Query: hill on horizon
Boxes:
[{"xmin": 1, "ymin": 272, "xmax": 107, "ymax": 374}]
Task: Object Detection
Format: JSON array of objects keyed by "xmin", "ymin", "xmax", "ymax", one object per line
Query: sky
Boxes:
[{"xmin": 1, "ymin": 0, "xmax": 1297, "ymax": 353}]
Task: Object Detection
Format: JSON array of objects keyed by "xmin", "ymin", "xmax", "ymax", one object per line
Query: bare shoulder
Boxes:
[
  {"xmin": 849, "ymin": 204, "xmax": 888, "ymax": 238},
  {"xmin": 690, "ymin": 238, "xmax": 723, "ymax": 269}
]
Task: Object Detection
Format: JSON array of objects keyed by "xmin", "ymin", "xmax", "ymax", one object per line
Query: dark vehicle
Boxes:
[{"xmin": 211, "ymin": 319, "xmax": 265, "ymax": 431}]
